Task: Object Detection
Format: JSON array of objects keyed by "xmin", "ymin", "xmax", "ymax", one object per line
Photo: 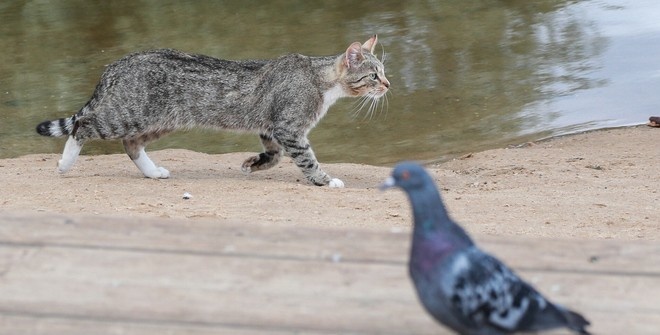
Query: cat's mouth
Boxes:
[
  {"xmin": 374, "ymin": 86, "xmax": 389, "ymax": 98},
  {"xmin": 376, "ymin": 77, "xmax": 390, "ymax": 97}
]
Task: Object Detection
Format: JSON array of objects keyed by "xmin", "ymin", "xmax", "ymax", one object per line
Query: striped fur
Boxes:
[
  {"xmin": 35, "ymin": 36, "xmax": 389, "ymax": 185},
  {"xmin": 36, "ymin": 114, "xmax": 78, "ymax": 137}
]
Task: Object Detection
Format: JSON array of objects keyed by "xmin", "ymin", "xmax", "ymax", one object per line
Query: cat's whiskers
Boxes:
[
  {"xmin": 378, "ymin": 87, "xmax": 393, "ymax": 118},
  {"xmin": 380, "ymin": 90, "xmax": 390, "ymax": 119},
  {"xmin": 365, "ymin": 94, "xmax": 380, "ymax": 120},
  {"xmin": 350, "ymin": 94, "xmax": 374, "ymax": 119},
  {"xmin": 367, "ymin": 95, "xmax": 378, "ymax": 121},
  {"xmin": 374, "ymin": 97, "xmax": 381, "ymax": 119},
  {"xmin": 352, "ymin": 91, "xmax": 389, "ymax": 120}
]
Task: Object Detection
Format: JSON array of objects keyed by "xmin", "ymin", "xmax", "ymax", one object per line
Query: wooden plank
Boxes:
[
  {"xmin": 0, "ymin": 314, "xmax": 350, "ymax": 335},
  {"xmin": 3, "ymin": 313, "xmax": 659, "ymax": 335},
  {"xmin": 0, "ymin": 212, "xmax": 658, "ymax": 334},
  {"xmin": 0, "ymin": 244, "xmax": 658, "ymax": 335},
  {"xmin": 0, "ymin": 212, "xmax": 658, "ymax": 275},
  {"xmin": 480, "ymin": 238, "xmax": 660, "ymax": 277},
  {"xmin": 0, "ymin": 245, "xmax": 433, "ymax": 335}
]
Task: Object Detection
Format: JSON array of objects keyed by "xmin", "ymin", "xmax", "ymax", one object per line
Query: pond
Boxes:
[{"xmin": 1, "ymin": 0, "xmax": 658, "ymax": 165}]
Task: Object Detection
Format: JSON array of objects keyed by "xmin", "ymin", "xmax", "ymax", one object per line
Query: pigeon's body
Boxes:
[{"xmin": 381, "ymin": 162, "xmax": 590, "ymax": 335}]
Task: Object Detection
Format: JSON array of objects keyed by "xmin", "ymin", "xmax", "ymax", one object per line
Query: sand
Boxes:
[{"xmin": 1, "ymin": 126, "xmax": 658, "ymax": 241}]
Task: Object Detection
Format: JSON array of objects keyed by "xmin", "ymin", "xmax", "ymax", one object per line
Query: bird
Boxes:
[{"xmin": 380, "ymin": 162, "xmax": 591, "ymax": 335}]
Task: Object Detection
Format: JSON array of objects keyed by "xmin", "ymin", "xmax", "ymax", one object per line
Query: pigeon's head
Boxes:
[{"xmin": 380, "ymin": 162, "xmax": 432, "ymax": 192}]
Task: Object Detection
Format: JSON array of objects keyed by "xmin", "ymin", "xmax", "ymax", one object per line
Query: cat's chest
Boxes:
[{"xmin": 319, "ymin": 85, "xmax": 345, "ymax": 118}]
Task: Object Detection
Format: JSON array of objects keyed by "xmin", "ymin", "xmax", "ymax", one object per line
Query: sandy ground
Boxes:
[{"xmin": 1, "ymin": 126, "xmax": 658, "ymax": 241}]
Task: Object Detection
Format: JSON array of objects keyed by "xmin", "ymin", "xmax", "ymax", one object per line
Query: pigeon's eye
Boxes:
[{"xmin": 402, "ymin": 170, "xmax": 410, "ymax": 180}]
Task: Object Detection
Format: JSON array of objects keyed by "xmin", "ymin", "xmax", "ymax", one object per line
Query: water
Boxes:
[{"xmin": 1, "ymin": 0, "xmax": 658, "ymax": 165}]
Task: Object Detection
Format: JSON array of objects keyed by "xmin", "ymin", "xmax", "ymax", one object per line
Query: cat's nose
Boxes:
[{"xmin": 382, "ymin": 78, "xmax": 390, "ymax": 88}]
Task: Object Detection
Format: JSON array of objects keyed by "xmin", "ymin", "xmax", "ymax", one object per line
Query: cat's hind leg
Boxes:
[
  {"xmin": 241, "ymin": 133, "xmax": 283, "ymax": 173},
  {"xmin": 57, "ymin": 136, "xmax": 84, "ymax": 173},
  {"xmin": 122, "ymin": 138, "xmax": 170, "ymax": 179}
]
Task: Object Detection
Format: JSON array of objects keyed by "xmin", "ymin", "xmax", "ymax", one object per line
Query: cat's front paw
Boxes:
[
  {"xmin": 328, "ymin": 178, "xmax": 344, "ymax": 188},
  {"xmin": 144, "ymin": 167, "xmax": 170, "ymax": 179},
  {"xmin": 241, "ymin": 155, "xmax": 259, "ymax": 174}
]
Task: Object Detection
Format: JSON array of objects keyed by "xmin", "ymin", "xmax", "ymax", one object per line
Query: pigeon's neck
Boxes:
[
  {"xmin": 408, "ymin": 185, "xmax": 473, "ymax": 247},
  {"xmin": 408, "ymin": 185, "xmax": 474, "ymax": 276}
]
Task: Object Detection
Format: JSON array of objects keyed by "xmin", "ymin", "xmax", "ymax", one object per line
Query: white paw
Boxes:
[
  {"xmin": 57, "ymin": 160, "xmax": 71, "ymax": 173},
  {"xmin": 241, "ymin": 165, "xmax": 252, "ymax": 175},
  {"xmin": 158, "ymin": 167, "xmax": 171, "ymax": 178},
  {"xmin": 145, "ymin": 167, "xmax": 170, "ymax": 179},
  {"xmin": 329, "ymin": 178, "xmax": 344, "ymax": 188}
]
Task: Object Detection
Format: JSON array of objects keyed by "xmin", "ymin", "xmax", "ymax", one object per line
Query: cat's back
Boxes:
[
  {"xmin": 102, "ymin": 49, "xmax": 268, "ymax": 81},
  {"xmin": 255, "ymin": 53, "xmax": 333, "ymax": 95}
]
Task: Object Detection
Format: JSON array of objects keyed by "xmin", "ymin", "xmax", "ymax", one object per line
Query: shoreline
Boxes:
[{"xmin": 1, "ymin": 125, "xmax": 658, "ymax": 241}]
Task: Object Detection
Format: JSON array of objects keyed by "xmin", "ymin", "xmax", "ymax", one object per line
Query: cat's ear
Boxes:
[
  {"xmin": 362, "ymin": 34, "xmax": 378, "ymax": 54},
  {"xmin": 344, "ymin": 42, "xmax": 364, "ymax": 69}
]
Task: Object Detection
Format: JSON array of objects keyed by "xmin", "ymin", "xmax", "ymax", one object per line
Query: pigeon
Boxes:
[{"xmin": 380, "ymin": 162, "xmax": 591, "ymax": 335}]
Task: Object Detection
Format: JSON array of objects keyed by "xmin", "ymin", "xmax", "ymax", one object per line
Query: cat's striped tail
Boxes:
[{"xmin": 36, "ymin": 115, "xmax": 78, "ymax": 137}]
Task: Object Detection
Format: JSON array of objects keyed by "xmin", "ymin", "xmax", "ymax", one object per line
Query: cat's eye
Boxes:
[{"xmin": 369, "ymin": 73, "xmax": 378, "ymax": 80}]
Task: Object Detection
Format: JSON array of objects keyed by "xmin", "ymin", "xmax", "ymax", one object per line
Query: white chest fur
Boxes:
[{"xmin": 319, "ymin": 85, "xmax": 346, "ymax": 118}]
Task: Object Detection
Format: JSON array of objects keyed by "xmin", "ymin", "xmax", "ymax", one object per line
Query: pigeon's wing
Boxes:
[{"xmin": 444, "ymin": 247, "xmax": 552, "ymax": 332}]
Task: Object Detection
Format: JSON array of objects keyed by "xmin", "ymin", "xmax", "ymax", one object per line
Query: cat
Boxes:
[{"xmin": 36, "ymin": 35, "xmax": 390, "ymax": 187}]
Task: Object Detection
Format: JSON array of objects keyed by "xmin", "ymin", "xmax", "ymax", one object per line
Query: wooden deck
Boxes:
[{"xmin": 0, "ymin": 212, "xmax": 658, "ymax": 334}]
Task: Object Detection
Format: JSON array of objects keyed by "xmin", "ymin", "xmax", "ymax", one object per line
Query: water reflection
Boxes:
[{"xmin": 1, "ymin": 1, "xmax": 653, "ymax": 165}]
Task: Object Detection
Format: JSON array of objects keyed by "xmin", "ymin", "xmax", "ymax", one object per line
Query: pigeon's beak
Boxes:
[{"xmin": 379, "ymin": 176, "xmax": 396, "ymax": 191}]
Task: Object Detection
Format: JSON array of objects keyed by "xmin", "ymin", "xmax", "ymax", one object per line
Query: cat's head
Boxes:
[{"xmin": 340, "ymin": 35, "xmax": 390, "ymax": 98}]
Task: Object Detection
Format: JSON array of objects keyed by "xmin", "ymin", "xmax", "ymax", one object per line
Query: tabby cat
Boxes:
[{"xmin": 36, "ymin": 35, "xmax": 390, "ymax": 187}]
